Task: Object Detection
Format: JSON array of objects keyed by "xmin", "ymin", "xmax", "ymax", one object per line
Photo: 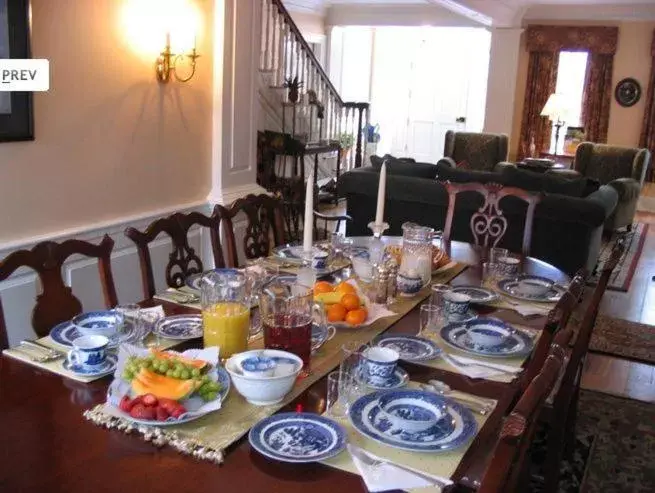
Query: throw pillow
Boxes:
[
  {"xmin": 370, "ymin": 154, "xmax": 437, "ymax": 179},
  {"xmin": 435, "ymin": 165, "xmax": 504, "ymax": 184},
  {"xmin": 502, "ymin": 167, "xmax": 586, "ymax": 197}
]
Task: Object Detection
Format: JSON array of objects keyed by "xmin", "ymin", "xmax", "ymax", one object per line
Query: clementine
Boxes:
[
  {"xmin": 313, "ymin": 281, "xmax": 334, "ymax": 294},
  {"xmin": 335, "ymin": 281, "xmax": 357, "ymax": 295},
  {"xmin": 340, "ymin": 293, "xmax": 361, "ymax": 311},
  {"xmin": 345, "ymin": 307, "xmax": 367, "ymax": 326},
  {"xmin": 326, "ymin": 303, "xmax": 347, "ymax": 322}
]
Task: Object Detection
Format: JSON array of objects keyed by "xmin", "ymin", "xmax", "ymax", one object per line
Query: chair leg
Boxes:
[
  {"xmin": 564, "ymin": 387, "xmax": 581, "ymax": 459},
  {"xmin": 626, "ymin": 223, "xmax": 633, "ymax": 232},
  {"xmin": 543, "ymin": 424, "xmax": 566, "ymax": 493}
]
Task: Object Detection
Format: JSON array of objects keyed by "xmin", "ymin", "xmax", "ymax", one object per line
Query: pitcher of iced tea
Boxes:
[
  {"xmin": 259, "ymin": 279, "xmax": 327, "ymax": 373},
  {"xmin": 200, "ymin": 269, "xmax": 250, "ymax": 359}
]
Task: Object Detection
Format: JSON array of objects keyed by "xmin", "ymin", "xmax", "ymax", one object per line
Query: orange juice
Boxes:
[{"xmin": 202, "ymin": 302, "xmax": 250, "ymax": 358}]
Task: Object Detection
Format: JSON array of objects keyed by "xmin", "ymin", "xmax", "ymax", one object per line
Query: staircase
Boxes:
[{"xmin": 259, "ymin": 0, "xmax": 371, "ymax": 172}]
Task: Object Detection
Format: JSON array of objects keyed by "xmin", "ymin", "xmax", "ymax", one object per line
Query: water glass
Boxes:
[
  {"xmin": 490, "ymin": 247, "xmax": 509, "ymax": 263},
  {"xmin": 140, "ymin": 310, "xmax": 165, "ymax": 349},
  {"xmin": 482, "ymin": 262, "xmax": 503, "ymax": 289},
  {"xmin": 114, "ymin": 303, "xmax": 142, "ymax": 345},
  {"xmin": 326, "ymin": 371, "xmax": 347, "ymax": 417},
  {"xmin": 339, "ymin": 341, "xmax": 365, "ymax": 404},
  {"xmin": 419, "ymin": 304, "xmax": 441, "ymax": 335},
  {"xmin": 430, "ymin": 283, "xmax": 450, "ymax": 309}
]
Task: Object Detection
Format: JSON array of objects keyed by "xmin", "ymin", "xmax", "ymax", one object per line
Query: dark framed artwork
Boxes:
[
  {"xmin": 0, "ymin": 0, "xmax": 33, "ymax": 142},
  {"xmin": 614, "ymin": 77, "xmax": 641, "ymax": 108}
]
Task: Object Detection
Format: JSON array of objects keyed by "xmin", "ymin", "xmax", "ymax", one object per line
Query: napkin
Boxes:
[
  {"xmin": 448, "ymin": 354, "xmax": 522, "ymax": 374},
  {"xmin": 441, "ymin": 352, "xmax": 516, "ymax": 380},
  {"xmin": 510, "ymin": 304, "xmax": 550, "ymax": 317},
  {"xmin": 348, "ymin": 444, "xmax": 452, "ymax": 492}
]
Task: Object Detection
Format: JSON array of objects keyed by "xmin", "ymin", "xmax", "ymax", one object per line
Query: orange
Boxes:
[
  {"xmin": 345, "ymin": 308, "xmax": 367, "ymax": 326},
  {"xmin": 313, "ymin": 281, "xmax": 334, "ymax": 294},
  {"xmin": 341, "ymin": 293, "xmax": 361, "ymax": 311},
  {"xmin": 326, "ymin": 303, "xmax": 347, "ymax": 322},
  {"xmin": 335, "ymin": 282, "xmax": 357, "ymax": 295}
]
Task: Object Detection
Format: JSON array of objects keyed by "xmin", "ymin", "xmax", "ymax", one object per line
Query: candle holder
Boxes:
[{"xmin": 367, "ymin": 221, "xmax": 389, "ymax": 266}]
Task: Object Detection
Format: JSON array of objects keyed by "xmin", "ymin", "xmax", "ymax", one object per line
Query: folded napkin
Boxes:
[
  {"xmin": 348, "ymin": 444, "xmax": 452, "ymax": 492},
  {"xmin": 154, "ymin": 288, "xmax": 201, "ymax": 310},
  {"xmin": 441, "ymin": 352, "xmax": 519, "ymax": 380},
  {"xmin": 448, "ymin": 354, "xmax": 522, "ymax": 374}
]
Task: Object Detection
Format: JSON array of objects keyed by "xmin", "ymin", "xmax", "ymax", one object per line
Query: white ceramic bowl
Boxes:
[
  {"xmin": 72, "ymin": 310, "xmax": 124, "ymax": 339},
  {"xmin": 465, "ymin": 319, "xmax": 512, "ymax": 348},
  {"xmin": 377, "ymin": 391, "xmax": 445, "ymax": 433},
  {"xmin": 226, "ymin": 349, "xmax": 303, "ymax": 406}
]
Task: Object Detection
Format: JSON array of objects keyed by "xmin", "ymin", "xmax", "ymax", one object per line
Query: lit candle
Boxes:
[
  {"xmin": 303, "ymin": 171, "xmax": 314, "ymax": 254},
  {"xmin": 375, "ymin": 162, "xmax": 387, "ymax": 225}
]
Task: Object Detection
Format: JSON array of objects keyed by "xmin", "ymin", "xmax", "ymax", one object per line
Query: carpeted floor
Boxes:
[
  {"xmin": 588, "ymin": 223, "xmax": 649, "ymax": 292},
  {"xmin": 529, "ymin": 390, "xmax": 655, "ymax": 493},
  {"xmin": 587, "ymin": 314, "xmax": 655, "ymax": 365}
]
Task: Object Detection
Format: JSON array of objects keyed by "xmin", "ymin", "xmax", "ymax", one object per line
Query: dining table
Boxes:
[{"xmin": 0, "ymin": 240, "xmax": 570, "ymax": 493}]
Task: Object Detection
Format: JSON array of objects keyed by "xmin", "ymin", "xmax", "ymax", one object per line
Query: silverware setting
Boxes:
[
  {"xmin": 14, "ymin": 343, "xmax": 63, "ymax": 363},
  {"xmin": 441, "ymin": 353, "xmax": 520, "ymax": 375},
  {"xmin": 163, "ymin": 290, "xmax": 199, "ymax": 304},
  {"xmin": 419, "ymin": 380, "xmax": 495, "ymax": 416}
]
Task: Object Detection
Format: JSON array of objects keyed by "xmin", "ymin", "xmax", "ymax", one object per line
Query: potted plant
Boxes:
[
  {"xmin": 284, "ymin": 75, "xmax": 303, "ymax": 103},
  {"xmin": 338, "ymin": 132, "xmax": 355, "ymax": 160}
]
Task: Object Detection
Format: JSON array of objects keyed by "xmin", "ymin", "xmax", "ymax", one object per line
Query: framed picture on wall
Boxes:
[{"xmin": 0, "ymin": 0, "xmax": 33, "ymax": 142}]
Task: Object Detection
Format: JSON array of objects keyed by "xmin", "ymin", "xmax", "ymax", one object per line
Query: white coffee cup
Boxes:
[{"xmin": 67, "ymin": 335, "xmax": 109, "ymax": 369}]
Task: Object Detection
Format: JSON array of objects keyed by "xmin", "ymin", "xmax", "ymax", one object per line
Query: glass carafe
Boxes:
[
  {"xmin": 400, "ymin": 222, "xmax": 434, "ymax": 285},
  {"xmin": 259, "ymin": 278, "xmax": 327, "ymax": 372},
  {"xmin": 200, "ymin": 270, "xmax": 250, "ymax": 359}
]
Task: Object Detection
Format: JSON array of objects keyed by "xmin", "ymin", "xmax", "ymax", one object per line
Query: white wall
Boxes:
[{"xmin": 326, "ymin": 4, "xmax": 480, "ymax": 27}]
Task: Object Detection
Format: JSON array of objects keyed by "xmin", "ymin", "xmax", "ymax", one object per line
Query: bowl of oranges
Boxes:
[{"xmin": 313, "ymin": 280, "xmax": 369, "ymax": 328}]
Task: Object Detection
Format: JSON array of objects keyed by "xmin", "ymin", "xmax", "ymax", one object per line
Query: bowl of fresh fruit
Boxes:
[
  {"xmin": 106, "ymin": 345, "xmax": 229, "ymax": 425},
  {"xmin": 313, "ymin": 280, "xmax": 369, "ymax": 328}
]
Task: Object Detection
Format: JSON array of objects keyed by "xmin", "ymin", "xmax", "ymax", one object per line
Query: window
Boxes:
[{"xmin": 549, "ymin": 51, "xmax": 588, "ymax": 154}]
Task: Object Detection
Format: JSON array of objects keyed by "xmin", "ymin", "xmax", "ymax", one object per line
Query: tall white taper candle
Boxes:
[
  {"xmin": 303, "ymin": 171, "xmax": 314, "ymax": 254},
  {"xmin": 375, "ymin": 162, "xmax": 387, "ymax": 225}
]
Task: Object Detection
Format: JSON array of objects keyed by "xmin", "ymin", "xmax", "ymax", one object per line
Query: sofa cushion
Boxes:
[
  {"xmin": 370, "ymin": 154, "xmax": 438, "ymax": 179},
  {"xmin": 435, "ymin": 164, "xmax": 505, "ymax": 184},
  {"xmin": 501, "ymin": 167, "xmax": 588, "ymax": 197}
]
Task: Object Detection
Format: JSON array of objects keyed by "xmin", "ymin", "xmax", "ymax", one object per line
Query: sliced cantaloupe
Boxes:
[
  {"xmin": 131, "ymin": 368, "xmax": 197, "ymax": 400},
  {"xmin": 151, "ymin": 350, "xmax": 207, "ymax": 370}
]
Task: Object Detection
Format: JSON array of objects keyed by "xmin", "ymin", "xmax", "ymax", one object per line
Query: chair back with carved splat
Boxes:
[
  {"xmin": 125, "ymin": 211, "xmax": 225, "ymax": 299},
  {"xmin": 440, "ymin": 181, "xmax": 543, "ymax": 257},
  {"xmin": 222, "ymin": 194, "xmax": 286, "ymax": 267},
  {"xmin": 313, "ymin": 211, "xmax": 352, "ymax": 241},
  {"xmin": 478, "ymin": 353, "xmax": 563, "ymax": 493},
  {"xmin": 0, "ymin": 235, "xmax": 118, "ymax": 350}
]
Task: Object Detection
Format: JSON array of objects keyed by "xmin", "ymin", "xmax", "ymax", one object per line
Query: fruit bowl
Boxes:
[
  {"xmin": 106, "ymin": 345, "xmax": 229, "ymax": 426},
  {"xmin": 313, "ymin": 280, "xmax": 371, "ymax": 329}
]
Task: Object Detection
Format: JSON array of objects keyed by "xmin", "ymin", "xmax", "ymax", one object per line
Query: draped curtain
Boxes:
[
  {"xmin": 581, "ymin": 54, "xmax": 614, "ymax": 143},
  {"xmin": 639, "ymin": 29, "xmax": 655, "ymax": 182},
  {"xmin": 518, "ymin": 52, "xmax": 559, "ymax": 160}
]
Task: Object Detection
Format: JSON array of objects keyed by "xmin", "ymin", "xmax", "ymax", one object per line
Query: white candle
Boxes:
[
  {"xmin": 375, "ymin": 163, "xmax": 387, "ymax": 225},
  {"xmin": 303, "ymin": 171, "xmax": 314, "ymax": 254}
]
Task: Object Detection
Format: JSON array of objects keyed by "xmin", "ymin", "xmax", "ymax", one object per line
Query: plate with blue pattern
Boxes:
[
  {"xmin": 449, "ymin": 286, "xmax": 498, "ymax": 304},
  {"xmin": 497, "ymin": 275, "xmax": 565, "ymax": 303},
  {"xmin": 375, "ymin": 335, "xmax": 441, "ymax": 362},
  {"xmin": 349, "ymin": 390, "xmax": 477, "ymax": 452},
  {"xmin": 50, "ymin": 320, "xmax": 136, "ymax": 348},
  {"xmin": 63, "ymin": 353, "xmax": 118, "ymax": 377},
  {"xmin": 357, "ymin": 367, "xmax": 409, "ymax": 390},
  {"xmin": 249, "ymin": 412, "xmax": 347, "ymax": 463},
  {"xmin": 154, "ymin": 315, "xmax": 203, "ymax": 340},
  {"xmin": 439, "ymin": 319, "xmax": 534, "ymax": 358}
]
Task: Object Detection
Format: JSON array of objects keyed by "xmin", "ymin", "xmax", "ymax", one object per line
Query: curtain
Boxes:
[
  {"xmin": 581, "ymin": 53, "xmax": 614, "ymax": 143},
  {"xmin": 518, "ymin": 51, "xmax": 559, "ymax": 160},
  {"xmin": 640, "ymin": 29, "xmax": 655, "ymax": 182}
]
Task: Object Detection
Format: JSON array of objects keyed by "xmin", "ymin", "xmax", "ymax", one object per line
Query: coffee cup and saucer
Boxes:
[
  {"xmin": 443, "ymin": 291, "xmax": 476, "ymax": 323},
  {"xmin": 62, "ymin": 335, "xmax": 118, "ymax": 377},
  {"xmin": 357, "ymin": 347, "xmax": 408, "ymax": 390}
]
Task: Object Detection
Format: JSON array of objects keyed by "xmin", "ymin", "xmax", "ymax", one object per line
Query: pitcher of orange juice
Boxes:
[{"xmin": 200, "ymin": 269, "xmax": 250, "ymax": 358}]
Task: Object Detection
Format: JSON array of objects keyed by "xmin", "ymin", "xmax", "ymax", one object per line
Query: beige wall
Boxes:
[
  {"xmin": 289, "ymin": 11, "xmax": 325, "ymax": 37},
  {"xmin": 0, "ymin": 0, "xmax": 213, "ymax": 244},
  {"xmin": 510, "ymin": 21, "xmax": 655, "ymax": 160}
]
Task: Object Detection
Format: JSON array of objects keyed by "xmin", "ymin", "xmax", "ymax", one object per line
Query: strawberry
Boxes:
[
  {"xmin": 158, "ymin": 398, "xmax": 180, "ymax": 415},
  {"xmin": 130, "ymin": 395, "xmax": 143, "ymax": 407},
  {"xmin": 142, "ymin": 393, "xmax": 158, "ymax": 407},
  {"xmin": 156, "ymin": 406, "xmax": 170, "ymax": 422},
  {"xmin": 119, "ymin": 396, "xmax": 133, "ymax": 413},
  {"xmin": 130, "ymin": 403, "xmax": 156, "ymax": 420},
  {"xmin": 170, "ymin": 405, "xmax": 187, "ymax": 419}
]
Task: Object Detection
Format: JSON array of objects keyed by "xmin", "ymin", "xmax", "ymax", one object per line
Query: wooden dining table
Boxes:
[{"xmin": 0, "ymin": 241, "xmax": 570, "ymax": 493}]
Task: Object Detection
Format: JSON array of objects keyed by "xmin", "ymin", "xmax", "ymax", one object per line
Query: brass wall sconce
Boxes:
[{"xmin": 155, "ymin": 33, "xmax": 199, "ymax": 83}]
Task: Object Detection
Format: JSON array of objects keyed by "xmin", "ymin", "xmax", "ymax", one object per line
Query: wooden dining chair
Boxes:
[
  {"xmin": 313, "ymin": 211, "xmax": 352, "ymax": 241},
  {"xmin": 221, "ymin": 194, "xmax": 286, "ymax": 267},
  {"xmin": 440, "ymin": 181, "xmax": 543, "ymax": 257},
  {"xmin": 478, "ymin": 353, "xmax": 564, "ymax": 493},
  {"xmin": 125, "ymin": 211, "xmax": 226, "ymax": 299},
  {"xmin": 0, "ymin": 235, "xmax": 118, "ymax": 350},
  {"xmin": 539, "ymin": 239, "xmax": 625, "ymax": 493}
]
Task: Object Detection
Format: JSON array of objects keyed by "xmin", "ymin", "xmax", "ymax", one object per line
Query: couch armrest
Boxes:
[
  {"xmin": 632, "ymin": 148, "xmax": 651, "ymax": 184},
  {"xmin": 608, "ymin": 177, "xmax": 642, "ymax": 202},
  {"xmin": 436, "ymin": 157, "xmax": 457, "ymax": 169},
  {"xmin": 494, "ymin": 161, "xmax": 516, "ymax": 172},
  {"xmin": 585, "ymin": 184, "xmax": 619, "ymax": 219}
]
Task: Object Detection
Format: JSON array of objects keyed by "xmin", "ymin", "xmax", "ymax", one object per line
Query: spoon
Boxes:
[{"xmin": 419, "ymin": 381, "xmax": 495, "ymax": 415}]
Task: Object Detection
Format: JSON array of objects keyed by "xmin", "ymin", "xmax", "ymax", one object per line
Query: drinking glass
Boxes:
[
  {"xmin": 340, "ymin": 341, "xmax": 365, "ymax": 405},
  {"xmin": 430, "ymin": 283, "xmax": 450, "ymax": 310},
  {"xmin": 326, "ymin": 371, "xmax": 347, "ymax": 417},
  {"xmin": 142, "ymin": 310, "xmax": 165, "ymax": 349},
  {"xmin": 114, "ymin": 303, "xmax": 141, "ymax": 345},
  {"xmin": 259, "ymin": 278, "xmax": 327, "ymax": 373},
  {"xmin": 419, "ymin": 304, "xmax": 441, "ymax": 335},
  {"xmin": 401, "ymin": 222, "xmax": 434, "ymax": 285},
  {"xmin": 489, "ymin": 247, "xmax": 509, "ymax": 263},
  {"xmin": 200, "ymin": 270, "xmax": 250, "ymax": 359},
  {"xmin": 482, "ymin": 262, "xmax": 503, "ymax": 289}
]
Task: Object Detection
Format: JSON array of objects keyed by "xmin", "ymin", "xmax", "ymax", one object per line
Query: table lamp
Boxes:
[{"xmin": 540, "ymin": 93, "xmax": 570, "ymax": 154}]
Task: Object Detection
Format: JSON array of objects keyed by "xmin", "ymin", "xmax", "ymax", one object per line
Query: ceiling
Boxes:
[{"xmin": 284, "ymin": 0, "xmax": 655, "ymax": 25}]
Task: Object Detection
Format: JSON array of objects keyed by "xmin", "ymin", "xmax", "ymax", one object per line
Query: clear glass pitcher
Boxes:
[
  {"xmin": 400, "ymin": 222, "xmax": 434, "ymax": 285},
  {"xmin": 259, "ymin": 278, "xmax": 327, "ymax": 372},
  {"xmin": 200, "ymin": 269, "xmax": 250, "ymax": 359}
]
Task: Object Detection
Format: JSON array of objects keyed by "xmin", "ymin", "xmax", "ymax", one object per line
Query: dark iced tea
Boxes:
[{"xmin": 263, "ymin": 312, "xmax": 312, "ymax": 370}]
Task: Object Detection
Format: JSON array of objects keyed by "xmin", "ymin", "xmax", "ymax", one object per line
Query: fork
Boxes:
[
  {"xmin": 12, "ymin": 346, "xmax": 60, "ymax": 363},
  {"xmin": 165, "ymin": 290, "xmax": 199, "ymax": 304},
  {"xmin": 20, "ymin": 340, "xmax": 65, "ymax": 359}
]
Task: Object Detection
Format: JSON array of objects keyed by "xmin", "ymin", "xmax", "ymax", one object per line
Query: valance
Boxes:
[{"xmin": 526, "ymin": 25, "xmax": 619, "ymax": 54}]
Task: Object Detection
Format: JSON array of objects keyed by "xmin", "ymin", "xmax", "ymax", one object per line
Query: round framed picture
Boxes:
[{"xmin": 615, "ymin": 78, "xmax": 642, "ymax": 107}]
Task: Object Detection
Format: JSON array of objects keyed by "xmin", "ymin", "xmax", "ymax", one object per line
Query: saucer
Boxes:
[
  {"xmin": 357, "ymin": 367, "xmax": 409, "ymax": 390},
  {"xmin": 154, "ymin": 315, "xmax": 203, "ymax": 340},
  {"xmin": 62, "ymin": 353, "xmax": 118, "ymax": 377},
  {"xmin": 440, "ymin": 321, "xmax": 534, "ymax": 358},
  {"xmin": 375, "ymin": 335, "xmax": 441, "ymax": 362}
]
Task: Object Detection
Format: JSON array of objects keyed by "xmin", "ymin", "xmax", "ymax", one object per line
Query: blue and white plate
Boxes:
[
  {"xmin": 63, "ymin": 353, "xmax": 118, "ymax": 377},
  {"xmin": 154, "ymin": 315, "xmax": 203, "ymax": 340},
  {"xmin": 375, "ymin": 335, "xmax": 441, "ymax": 362},
  {"xmin": 450, "ymin": 286, "xmax": 498, "ymax": 304},
  {"xmin": 357, "ymin": 367, "xmax": 409, "ymax": 389},
  {"xmin": 349, "ymin": 390, "xmax": 477, "ymax": 452},
  {"xmin": 50, "ymin": 319, "xmax": 136, "ymax": 348},
  {"xmin": 440, "ymin": 319, "xmax": 534, "ymax": 358},
  {"xmin": 249, "ymin": 412, "xmax": 347, "ymax": 463},
  {"xmin": 497, "ymin": 276, "xmax": 565, "ymax": 303}
]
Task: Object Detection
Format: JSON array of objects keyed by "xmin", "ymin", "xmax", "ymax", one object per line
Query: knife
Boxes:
[{"xmin": 20, "ymin": 340, "xmax": 65, "ymax": 358}]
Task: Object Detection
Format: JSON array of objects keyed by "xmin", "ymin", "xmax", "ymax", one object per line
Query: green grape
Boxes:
[
  {"xmin": 180, "ymin": 370, "xmax": 190, "ymax": 380},
  {"xmin": 205, "ymin": 391, "xmax": 217, "ymax": 401},
  {"xmin": 166, "ymin": 369, "xmax": 175, "ymax": 378},
  {"xmin": 141, "ymin": 359, "xmax": 151, "ymax": 369},
  {"xmin": 208, "ymin": 381, "xmax": 221, "ymax": 392},
  {"xmin": 172, "ymin": 369, "xmax": 182, "ymax": 379},
  {"xmin": 123, "ymin": 371, "xmax": 133, "ymax": 381},
  {"xmin": 175, "ymin": 362, "xmax": 184, "ymax": 372},
  {"xmin": 146, "ymin": 354, "xmax": 156, "ymax": 362},
  {"xmin": 191, "ymin": 368, "xmax": 201, "ymax": 378},
  {"xmin": 201, "ymin": 375, "xmax": 211, "ymax": 384},
  {"xmin": 159, "ymin": 361, "xmax": 169, "ymax": 372}
]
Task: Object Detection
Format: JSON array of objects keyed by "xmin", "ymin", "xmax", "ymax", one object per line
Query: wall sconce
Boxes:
[{"xmin": 155, "ymin": 32, "xmax": 200, "ymax": 83}]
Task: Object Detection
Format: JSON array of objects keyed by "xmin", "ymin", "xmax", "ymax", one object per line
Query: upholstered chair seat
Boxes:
[{"xmin": 436, "ymin": 131, "xmax": 510, "ymax": 172}]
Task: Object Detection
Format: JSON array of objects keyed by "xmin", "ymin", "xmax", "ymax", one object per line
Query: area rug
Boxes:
[
  {"xmin": 588, "ymin": 223, "xmax": 649, "ymax": 292},
  {"xmin": 587, "ymin": 314, "xmax": 655, "ymax": 365},
  {"xmin": 529, "ymin": 390, "xmax": 655, "ymax": 493}
]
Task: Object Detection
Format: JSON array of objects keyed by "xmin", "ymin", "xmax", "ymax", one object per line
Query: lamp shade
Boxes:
[{"xmin": 540, "ymin": 93, "xmax": 571, "ymax": 122}]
